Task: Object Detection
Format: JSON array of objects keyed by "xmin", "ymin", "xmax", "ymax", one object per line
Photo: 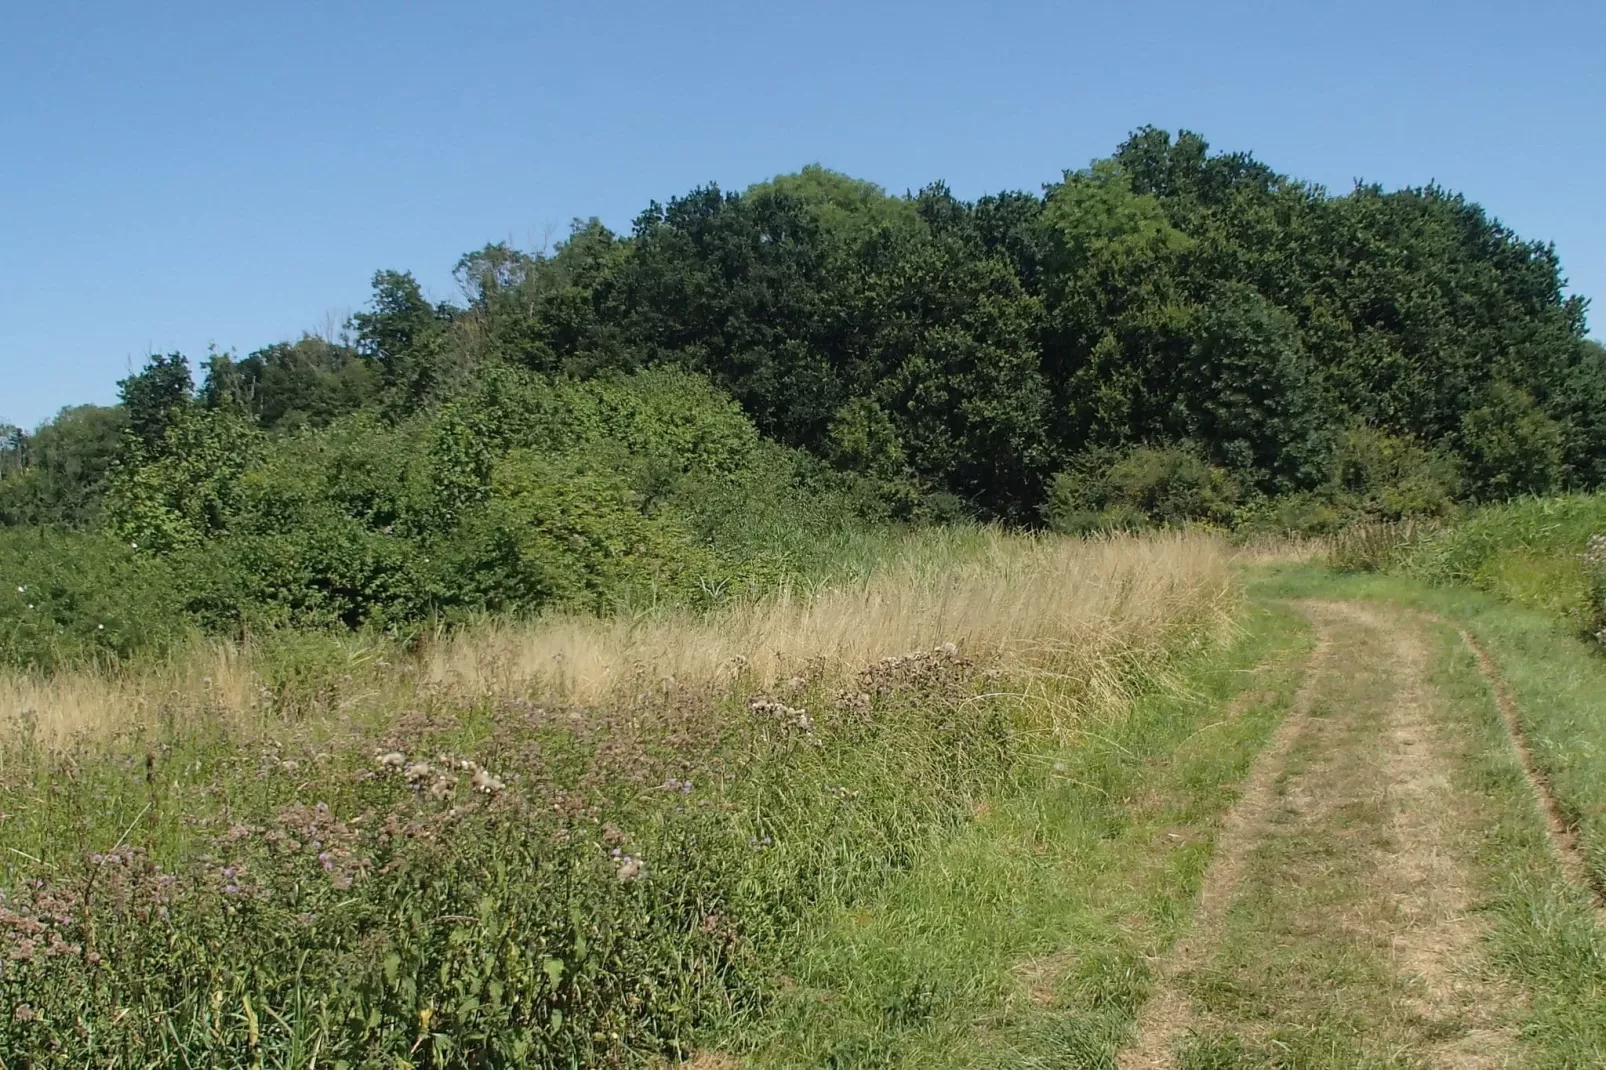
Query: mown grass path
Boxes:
[{"xmin": 1123, "ymin": 596, "xmax": 1606, "ymax": 1069}]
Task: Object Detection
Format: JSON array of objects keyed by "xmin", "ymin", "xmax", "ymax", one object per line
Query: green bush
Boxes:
[
  {"xmin": 1459, "ymin": 382, "xmax": 1565, "ymax": 501},
  {"xmin": 0, "ymin": 529, "xmax": 194, "ymax": 670},
  {"xmin": 0, "ymin": 367, "xmax": 895, "ymax": 667},
  {"xmin": 1234, "ymin": 424, "xmax": 1459, "ymax": 537},
  {"xmin": 438, "ymin": 449, "xmax": 710, "ymax": 615},
  {"xmin": 1043, "ymin": 446, "xmax": 1240, "ymax": 533},
  {"xmin": 1332, "ymin": 422, "xmax": 1459, "ymax": 521}
]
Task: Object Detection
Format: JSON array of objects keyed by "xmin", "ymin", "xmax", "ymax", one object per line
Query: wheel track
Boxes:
[
  {"xmin": 1450, "ymin": 621, "xmax": 1606, "ymax": 922},
  {"xmin": 1117, "ymin": 603, "xmax": 1335, "ymax": 1070}
]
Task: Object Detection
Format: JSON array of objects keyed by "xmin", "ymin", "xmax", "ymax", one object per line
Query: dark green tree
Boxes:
[
  {"xmin": 118, "ymin": 353, "xmax": 192, "ymax": 451},
  {"xmin": 350, "ymin": 270, "xmax": 455, "ymax": 411}
]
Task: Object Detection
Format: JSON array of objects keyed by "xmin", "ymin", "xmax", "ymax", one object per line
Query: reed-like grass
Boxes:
[{"xmin": 0, "ymin": 528, "xmax": 1236, "ymax": 745}]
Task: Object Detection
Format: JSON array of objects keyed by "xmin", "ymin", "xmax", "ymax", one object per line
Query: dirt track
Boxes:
[{"xmin": 1121, "ymin": 600, "xmax": 1592, "ymax": 1069}]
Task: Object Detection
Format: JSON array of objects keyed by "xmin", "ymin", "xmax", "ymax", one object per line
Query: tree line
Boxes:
[{"xmin": 2, "ymin": 127, "xmax": 1603, "ymax": 663}]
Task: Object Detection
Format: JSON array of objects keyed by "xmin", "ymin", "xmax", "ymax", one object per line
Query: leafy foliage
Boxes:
[
  {"xmin": 1043, "ymin": 445, "xmax": 1242, "ymax": 534},
  {"xmin": 1458, "ymin": 381, "xmax": 1565, "ymax": 500}
]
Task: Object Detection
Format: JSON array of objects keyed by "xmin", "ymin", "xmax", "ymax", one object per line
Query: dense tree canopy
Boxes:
[{"xmin": 4, "ymin": 128, "xmax": 1602, "ymax": 660}]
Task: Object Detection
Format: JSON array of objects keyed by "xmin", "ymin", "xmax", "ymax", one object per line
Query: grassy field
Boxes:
[
  {"xmin": 0, "ymin": 529, "xmax": 1244, "ymax": 1066},
  {"xmin": 5, "ymin": 519, "xmax": 1606, "ymax": 1067}
]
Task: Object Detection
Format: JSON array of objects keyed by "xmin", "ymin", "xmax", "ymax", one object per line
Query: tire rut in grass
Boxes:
[
  {"xmin": 1452, "ymin": 622, "xmax": 1606, "ymax": 923},
  {"xmin": 1118, "ymin": 605, "xmax": 1334, "ymax": 1069}
]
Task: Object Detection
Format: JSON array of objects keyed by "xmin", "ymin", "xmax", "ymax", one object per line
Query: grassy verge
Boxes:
[{"xmin": 1401, "ymin": 492, "xmax": 1606, "ymax": 633}]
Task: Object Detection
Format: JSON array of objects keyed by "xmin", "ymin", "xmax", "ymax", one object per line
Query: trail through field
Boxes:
[{"xmin": 1123, "ymin": 600, "xmax": 1590, "ymax": 1069}]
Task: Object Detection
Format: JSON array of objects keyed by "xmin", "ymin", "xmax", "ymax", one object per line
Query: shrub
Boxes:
[
  {"xmin": 436, "ymin": 449, "xmax": 710, "ymax": 615},
  {"xmin": 1043, "ymin": 445, "xmax": 1240, "ymax": 533},
  {"xmin": 4, "ymin": 368, "xmax": 891, "ymax": 663},
  {"xmin": 1459, "ymin": 382, "xmax": 1565, "ymax": 500},
  {"xmin": 1332, "ymin": 422, "xmax": 1459, "ymax": 521},
  {"xmin": 0, "ymin": 529, "xmax": 193, "ymax": 670}
]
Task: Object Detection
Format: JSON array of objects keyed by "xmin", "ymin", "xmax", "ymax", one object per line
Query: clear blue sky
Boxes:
[{"xmin": 3, "ymin": 0, "xmax": 1602, "ymax": 430}]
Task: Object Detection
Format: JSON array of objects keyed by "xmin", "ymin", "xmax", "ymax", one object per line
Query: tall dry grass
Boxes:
[{"xmin": 0, "ymin": 529, "xmax": 1236, "ymax": 743}]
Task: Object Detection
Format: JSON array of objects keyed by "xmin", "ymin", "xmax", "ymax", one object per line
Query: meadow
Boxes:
[{"xmin": 0, "ymin": 529, "xmax": 1243, "ymax": 1066}]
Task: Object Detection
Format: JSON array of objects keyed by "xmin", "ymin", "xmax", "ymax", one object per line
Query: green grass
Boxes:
[
  {"xmin": 732, "ymin": 602, "xmax": 1314, "ymax": 1068},
  {"xmin": 1402, "ymin": 491, "xmax": 1606, "ymax": 630}
]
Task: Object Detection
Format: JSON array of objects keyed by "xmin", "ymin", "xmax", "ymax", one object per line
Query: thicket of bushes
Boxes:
[
  {"xmin": 1041, "ymin": 422, "xmax": 1461, "ymax": 536},
  {"xmin": 1, "ymin": 367, "xmax": 895, "ymax": 670}
]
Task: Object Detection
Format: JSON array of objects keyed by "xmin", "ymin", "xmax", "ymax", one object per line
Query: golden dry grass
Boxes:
[{"xmin": 0, "ymin": 529, "xmax": 1235, "ymax": 744}]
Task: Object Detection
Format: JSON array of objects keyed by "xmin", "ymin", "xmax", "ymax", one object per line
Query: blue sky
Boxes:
[{"xmin": 3, "ymin": 0, "xmax": 1602, "ymax": 430}]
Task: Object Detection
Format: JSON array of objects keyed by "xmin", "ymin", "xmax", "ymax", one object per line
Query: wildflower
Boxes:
[
  {"xmin": 404, "ymin": 761, "xmax": 432, "ymax": 783},
  {"xmin": 429, "ymin": 776, "xmax": 454, "ymax": 800},
  {"xmin": 318, "ymin": 852, "xmax": 334, "ymax": 872},
  {"xmin": 470, "ymin": 768, "xmax": 505, "ymax": 794},
  {"xmin": 97, "ymin": 624, "xmax": 104, "ymax": 631},
  {"xmin": 376, "ymin": 751, "xmax": 405, "ymax": 770},
  {"xmin": 15, "ymin": 586, "xmax": 23, "ymax": 593},
  {"xmin": 616, "ymin": 855, "xmax": 645, "ymax": 882},
  {"xmin": 940, "ymin": 641, "xmax": 958, "ymax": 658}
]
